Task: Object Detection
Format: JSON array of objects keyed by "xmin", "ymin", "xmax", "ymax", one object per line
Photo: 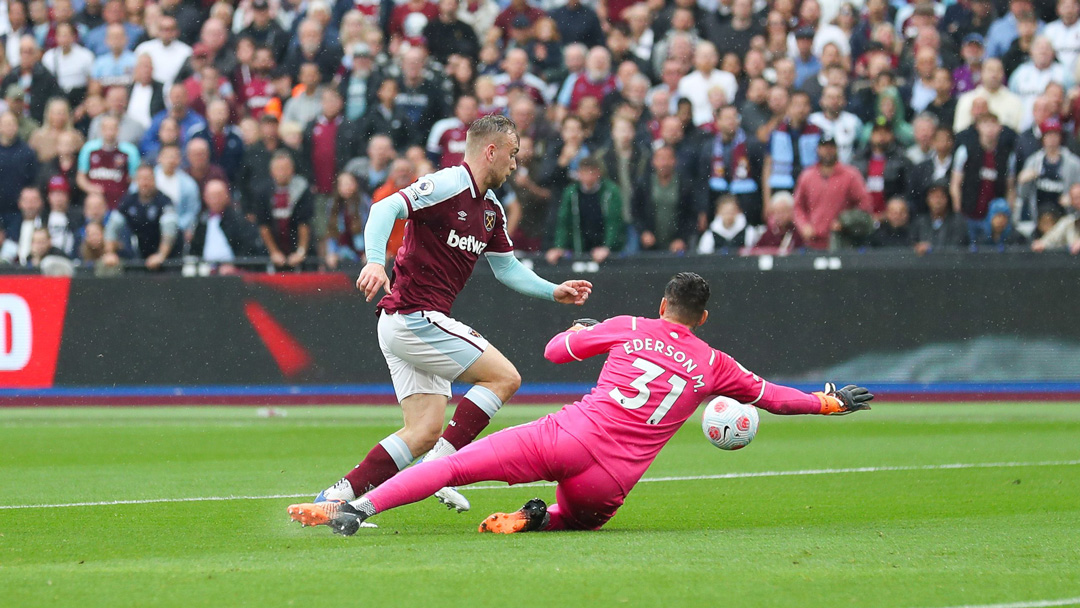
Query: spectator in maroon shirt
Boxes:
[
  {"xmin": 494, "ymin": 0, "xmax": 546, "ymax": 43},
  {"xmin": 189, "ymin": 99, "xmax": 245, "ymax": 183},
  {"xmin": 300, "ymin": 87, "xmax": 363, "ymax": 244},
  {"xmin": 255, "ymin": 151, "xmax": 315, "ymax": 268},
  {"xmin": 750, "ymin": 192, "xmax": 806, "ymax": 254}
]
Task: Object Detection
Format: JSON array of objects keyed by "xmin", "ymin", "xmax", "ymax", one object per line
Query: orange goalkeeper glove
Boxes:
[{"xmin": 813, "ymin": 383, "xmax": 874, "ymax": 415}]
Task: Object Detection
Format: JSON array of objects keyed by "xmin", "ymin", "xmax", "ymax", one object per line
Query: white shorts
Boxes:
[{"xmin": 377, "ymin": 310, "xmax": 490, "ymax": 401}]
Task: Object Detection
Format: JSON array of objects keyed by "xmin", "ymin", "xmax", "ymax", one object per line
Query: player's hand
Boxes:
[
  {"xmin": 814, "ymin": 383, "xmax": 874, "ymax": 415},
  {"xmin": 545, "ymin": 248, "xmax": 565, "ymax": 265},
  {"xmin": 554, "ymin": 279, "xmax": 593, "ymax": 306},
  {"xmin": 356, "ymin": 262, "xmax": 392, "ymax": 302},
  {"xmin": 270, "ymin": 250, "xmax": 286, "ymax": 267},
  {"xmin": 591, "ymin": 246, "xmax": 610, "ymax": 263}
]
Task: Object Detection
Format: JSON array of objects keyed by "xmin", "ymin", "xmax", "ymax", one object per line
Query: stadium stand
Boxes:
[{"xmin": 1, "ymin": 0, "xmax": 1080, "ymax": 276}]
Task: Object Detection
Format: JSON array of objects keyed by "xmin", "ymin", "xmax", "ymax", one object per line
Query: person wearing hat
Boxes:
[
  {"xmin": 1008, "ymin": 36, "xmax": 1069, "ymax": 130},
  {"xmin": 3, "ymin": 84, "xmax": 40, "ymax": 141},
  {"xmin": 952, "ymin": 34, "xmax": 986, "ymax": 96},
  {"xmin": 913, "ymin": 180, "xmax": 969, "ymax": 253},
  {"xmin": 976, "ymin": 197, "xmax": 1028, "ymax": 247},
  {"xmin": 45, "ymin": 175, "xmax": 82, "ymax": 257},
  {"xmin": 1017, "ymin": 116, "xmax": 1080, "ymax": 228},
  {"xmin": 792, "ymin": 133, "xmax": 875, "ymax": 250},
  {"xmin": 792, "ymin": 27, "xmax": 821, "ymax": 89},
  {"xmin": 240, "ymin": 0, "xmax": 290, "ymax": 64}
]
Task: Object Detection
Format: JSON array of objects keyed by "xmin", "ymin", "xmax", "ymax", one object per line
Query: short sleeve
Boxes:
[
  {"xmin": 486, "ymin": 200, "xmax": 514, "ymax": 254},
  {"xmin": 953, "ymin": 145, "xmax": 968, "ymax": 172}
]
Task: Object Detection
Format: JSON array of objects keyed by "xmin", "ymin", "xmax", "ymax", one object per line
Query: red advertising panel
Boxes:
[{"xmin": 0, "ymin": 277, "xmax": 71, "ymax": 388}]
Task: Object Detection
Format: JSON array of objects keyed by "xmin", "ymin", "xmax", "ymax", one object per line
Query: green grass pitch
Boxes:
[{"xmin": 2, "ymin": 403, "xmax": 1079, "ymax": 608}]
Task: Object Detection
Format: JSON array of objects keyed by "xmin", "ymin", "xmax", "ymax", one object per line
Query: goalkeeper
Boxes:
[{"xmin": 289, "ymin": 272, "xmax": 873, "ymax": 536}]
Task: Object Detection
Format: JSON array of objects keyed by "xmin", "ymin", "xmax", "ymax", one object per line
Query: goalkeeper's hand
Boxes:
[
  {"xmin": 567, "ymin": 318, "xmax": 600, "ymax": 332},
  {"xmin": 814, "ymin": 383, "xmax": 874, "ymax": 415}
]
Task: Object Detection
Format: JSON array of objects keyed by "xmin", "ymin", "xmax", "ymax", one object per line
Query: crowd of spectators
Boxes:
[{"xmin": 3, "ymin": 0, "xmax": 1080, "ymax": 276}]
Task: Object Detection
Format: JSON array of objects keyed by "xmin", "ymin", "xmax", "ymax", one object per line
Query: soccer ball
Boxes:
[{"xmin": 701, "ymin": 396, "xmax": 759, "ymax": 450}]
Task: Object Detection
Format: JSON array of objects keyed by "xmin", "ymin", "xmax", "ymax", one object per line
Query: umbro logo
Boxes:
[{"xmin": 458, "ymin": 211, "xmax": 468, "ymax": 221}]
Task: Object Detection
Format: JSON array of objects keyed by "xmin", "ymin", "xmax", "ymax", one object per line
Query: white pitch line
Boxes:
[
  {"xmin": 1, "ymin": 459, "xmax": 1078, "ymax": 511},
  {"xmin": 927, "ymin": 597, "xmax": 1080, "ymax": 608}
]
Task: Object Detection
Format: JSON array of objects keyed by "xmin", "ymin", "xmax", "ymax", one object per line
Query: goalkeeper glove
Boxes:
[
  {"xmin": 814, "ymin": 383, "xmax": 874, "ymax": 415},
  {"xmin": 567, "ymin": 318, "xmax": 600, "ymax": 332}
]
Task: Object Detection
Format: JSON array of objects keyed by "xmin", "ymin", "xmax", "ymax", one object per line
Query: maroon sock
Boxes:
[
  {"xmin": 344, "ymin": 443, "xmax": 403, "ymax": 495},
  {"xmin": 440, "ymin": 397, "xmax": 494, "ymax": 451}
]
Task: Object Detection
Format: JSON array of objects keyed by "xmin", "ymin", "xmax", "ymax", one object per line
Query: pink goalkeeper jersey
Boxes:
[{"xmin": 544, "ymin": 316, "xmax": 822, "ymax": 491}]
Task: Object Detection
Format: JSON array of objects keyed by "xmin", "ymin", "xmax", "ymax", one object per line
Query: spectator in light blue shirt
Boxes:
[
  {"xmin": 82, "ymin": 0, "xmax": 144, "ymax": 56},
  {"xmin": 792, "ymin": 27, "xmax": 822, "ymax": 89},
  {"xmin": 90, "ymin": 25, "xmax": 136, "ymax": 88},
  {"xmin": 985, "ymin": 0, "xmax": 1044, "ymax": 58},
  {"xmin": 140, "ymin": 84, "xmax": 206, "ymax": 159}
]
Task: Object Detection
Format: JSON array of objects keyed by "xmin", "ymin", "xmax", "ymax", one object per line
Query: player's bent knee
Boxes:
[{"xmin": 500, "ymin": 367, "xmax": 522, "ymax": 395}]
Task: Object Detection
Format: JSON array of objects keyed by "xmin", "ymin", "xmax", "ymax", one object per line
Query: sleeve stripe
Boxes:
[
  {"xmin": 631, "ymin": 317, "xmax": 637, "ymax": 331},
  {"xmin": 565, "ymin": 335, "xmax": 582, "ymax": 361},
  {"xmin": 709, "ymin": 350, "xmax": 716, "ymax": 366},
  {"xmin": 749, "ymin": 380, "xmax": 766, "ymax": 405}
]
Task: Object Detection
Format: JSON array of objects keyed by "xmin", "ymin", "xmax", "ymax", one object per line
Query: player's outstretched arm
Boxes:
[
  {"xmin": 716, "ymin": 353, "xmax": 873, "ymax": 416},
  {"xmin": 544, "ymin": 316, "xmax": 629, "ymax": 364},
  {"xmin": 485, "ymin": 254, "xmax": 592, "ymax": 304},
  {"xmin": 752, "ymin": 381, "xmax": 874, "ymax": 415},
  {"xmin": 356, "ymin": 194, "xmax": 408, "ymax": 301}
]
